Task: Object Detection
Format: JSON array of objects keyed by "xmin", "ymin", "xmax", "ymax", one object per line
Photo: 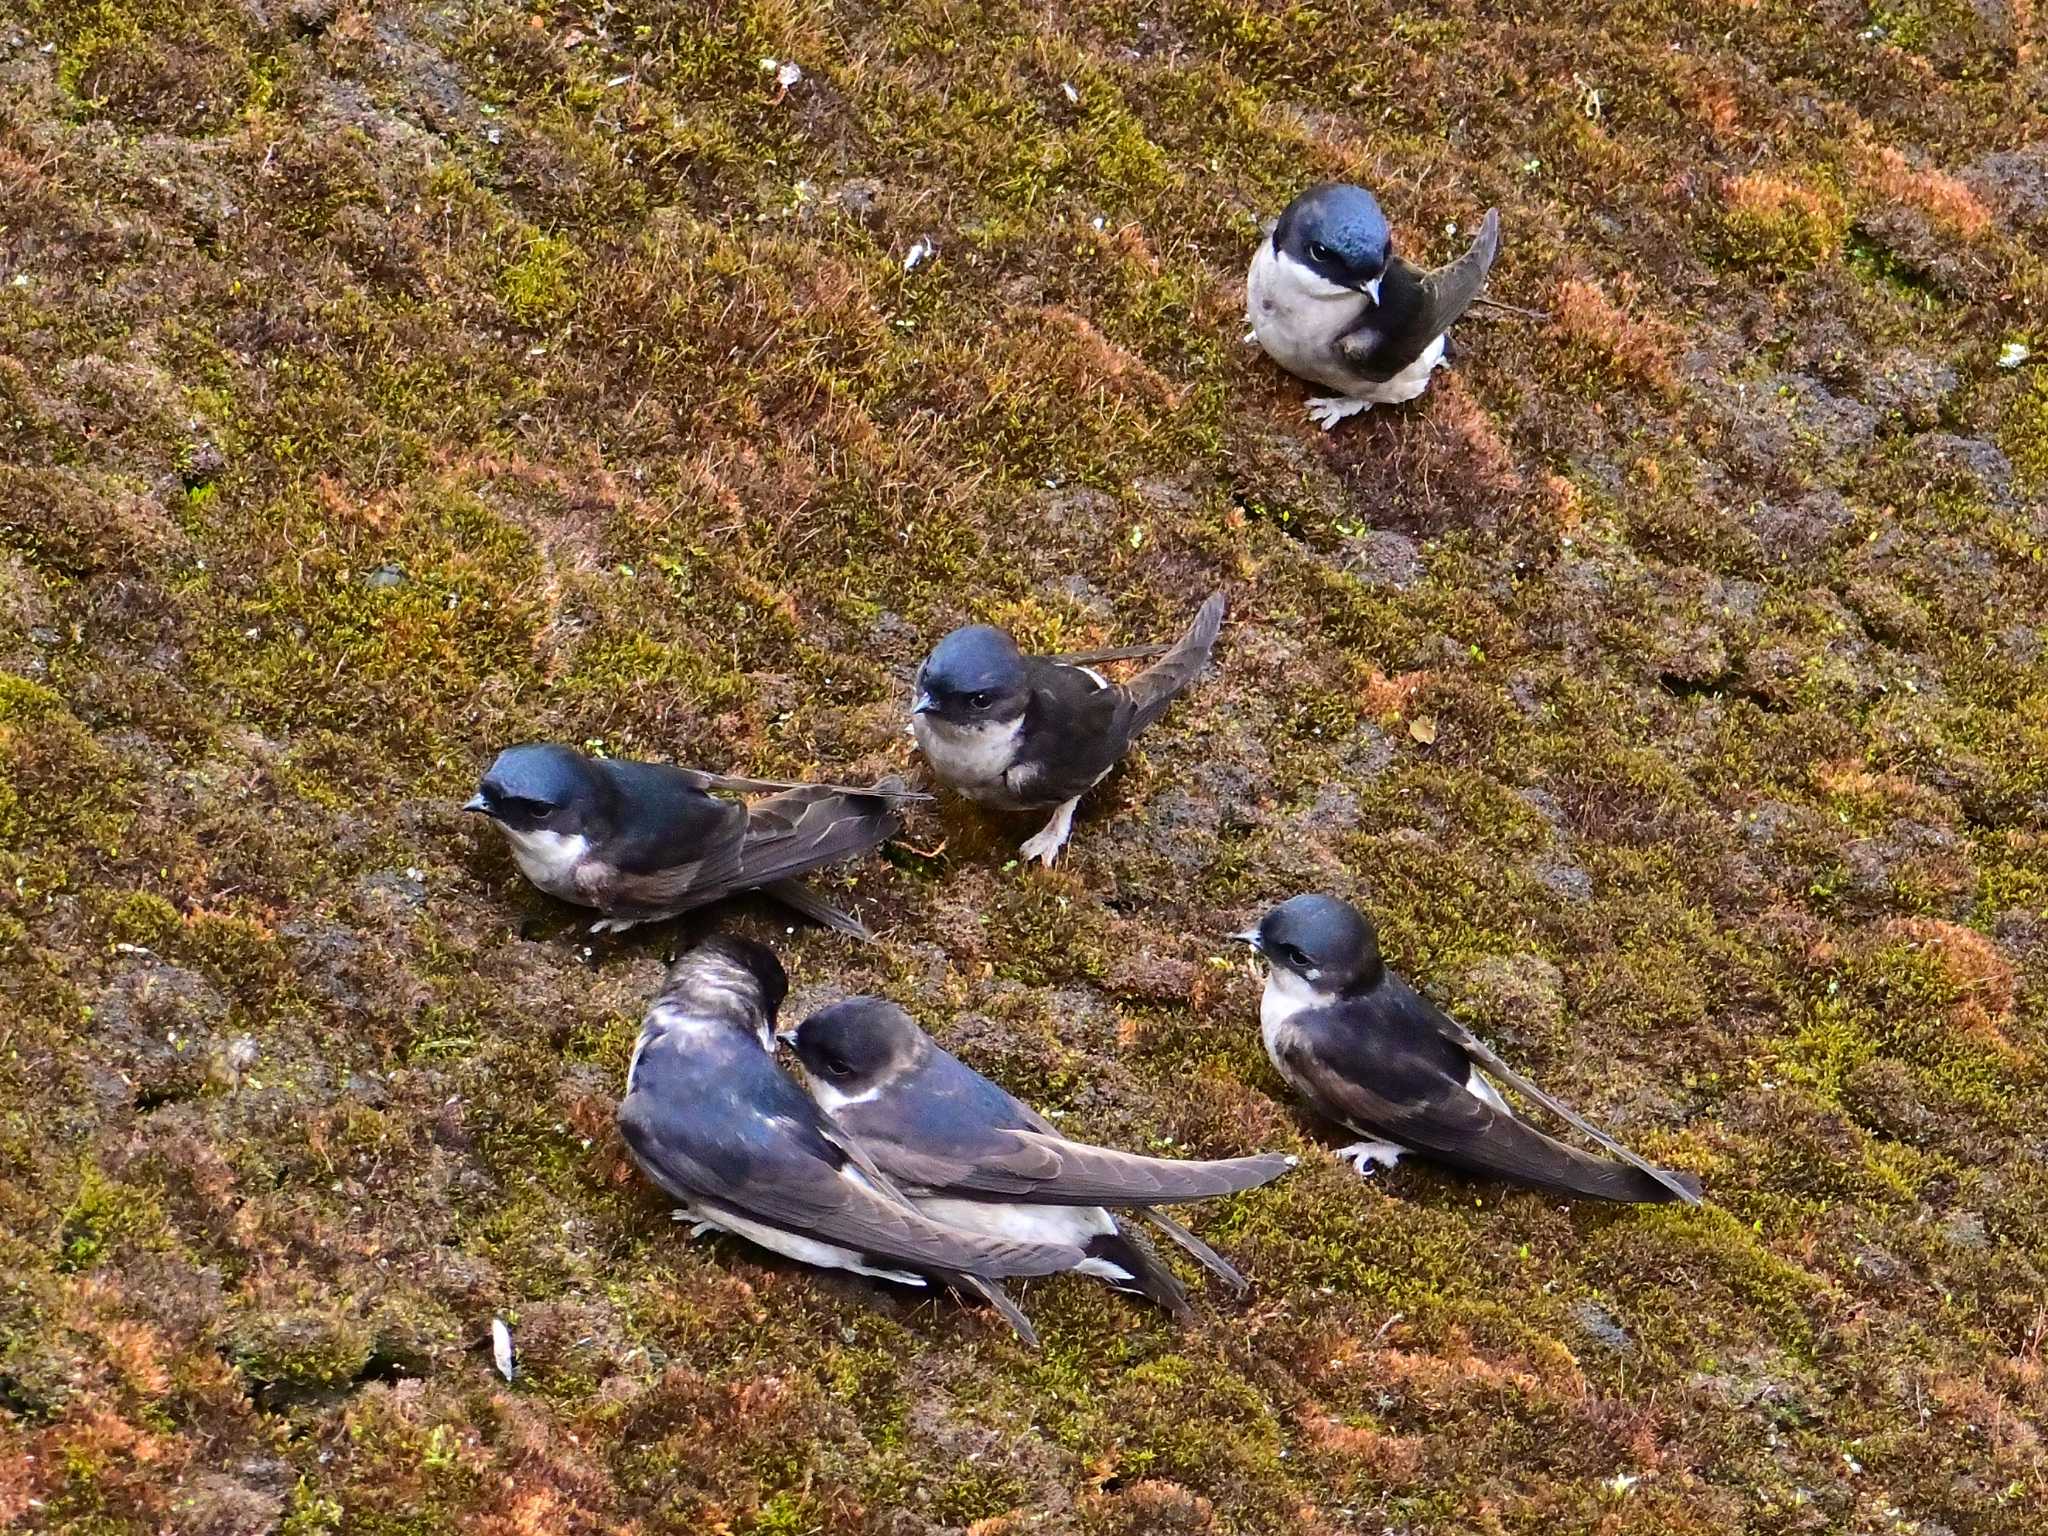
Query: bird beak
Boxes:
[
  {"xmin": 1231, "ymin": 928, "xmax": 1262, "ymax": 951},
  {"xmin": 462, "ymin": 794, "xmax": 492, "ymax": 815},
  {"xmin": 775, "ymin": 1028, "xmax": 798, "ymax": 1047},
  {"xmin": 911, "ymin": 691, "xmax": 937, "ymax": 715},
  {"xmin": 1359, "ymin": 275, "xmax": 1383, "ymax": 304}
]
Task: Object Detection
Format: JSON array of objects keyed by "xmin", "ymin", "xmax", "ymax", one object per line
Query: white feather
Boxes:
[
  {"xmin": 1246, "ymin": 243, "xmax": 1450, "ymax": 406},
  {"xmin": 672, "ymin": 1195, "xmax": 927, "ymax": 1287},
  {"xmin": 912, "ymin": 712, "xmax": 1024, "ymax": 802},
  {"xmin": 913, "ymin": 1197, "xmax": 1125, "ymax": 1279},
  {"xmin": 499, "ymin": 826, "xmax": 591, "ymax": 901}
]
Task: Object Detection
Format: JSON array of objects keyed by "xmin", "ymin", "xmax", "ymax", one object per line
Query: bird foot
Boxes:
[
  {"xmin": 1243, "ymin": 326, "xmax": 1260, "ymax": 344},
  {"xmin": 590, "ymin": 915, "xmax": 647, "ymax": 935},
  {"xmin": 1018, "ymin": 797, "xmax": 1081, "ymax": 867},
  {"xmin": 1306, "ymin": 396, "xmax": 1370, "ymax": 431},
  {"xmin": 1335, "ymin": 1141, "xmax": 1405, "ymax": 1177},
  {"xmin": 671, "ymin": 1210, "xmax": 719, "ymax": 1238}
]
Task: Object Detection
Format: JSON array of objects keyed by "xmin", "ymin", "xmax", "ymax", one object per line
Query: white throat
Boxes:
[
  {"xmin": 500, "ymin": 826, "xmax": 590, "ymax": 899},
  {"xmin": 1258, "ymin": 965, "xmax": 1326, "ymax": 1046},
  {"xmin": 913, "ymin": 712, "xmax": 1024, "ymax": 796}
]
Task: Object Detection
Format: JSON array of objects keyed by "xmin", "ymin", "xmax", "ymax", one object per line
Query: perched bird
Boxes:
[
  {"xmin": 1240, "ymin": 895, "xmax": 1702, "ymax": 1204},
  {"xmin": 910, "ymin": 591, "xmax": 1226, "ymax": 866},
  {"xmin": 615, "ymin": 937, "xmax": 1081, "ymax": 1345},
  {"xmin": 1246, "ymin": 183, "xmax": 1501, "ymax": 430},
  {"xmin": 785, "ymin": 997, "xmax": 1296, "ymax": 1319},
  {"xmin": 465, "ymin": 744, "xmax": 919, "ymax": 939}
]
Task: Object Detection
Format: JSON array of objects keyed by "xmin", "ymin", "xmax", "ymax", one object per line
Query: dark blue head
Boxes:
[
  {"xmin": 1274, "ymin": 183, "xmax": 1392, "ymax": 299},
  {"xmin": 912, "ymin": 624, "xmax": 1030, "ymax": 727},
  {"xmin": 465, "ymin": 743, "xmax": 605, "ymax": 834},
  {"xmin": 786, "ymin": 996, "xmax": 926, "ymax": 1093},
  {"xmin": 1243, "ymin": 893, "xmax": 1383, "ymax": 993}
]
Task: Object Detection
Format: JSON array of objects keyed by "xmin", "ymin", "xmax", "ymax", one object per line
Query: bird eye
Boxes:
[
  {"xmin": 1309, "ymin": 241, "xmax": 1334, "ymax": 264},
  {"xmin": 968, "ymin": 690, "xmax": 995, "ymax": 710},
  {"xmin": 824, "ymin": 1054, "xmax": 852, "ymax": 1077},
  {"xmin": 503, "ymin": 795, "xmax": 551, "ymax": 817},
  {"xmin": 1280, "ymin": 943, "xmax": 1310, "ymax": 968}
]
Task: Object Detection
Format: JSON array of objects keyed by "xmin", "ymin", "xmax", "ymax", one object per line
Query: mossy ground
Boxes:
[{"xmin": 3, "ymin": 0, "xmax": 2047, "ymax": 1530}]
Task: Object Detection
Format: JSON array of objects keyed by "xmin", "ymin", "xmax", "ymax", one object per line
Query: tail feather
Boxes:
[
  {"xmin": 1139, "ymin": 1208, "xmax": 1249, "ymax": 1294},
  {"xmin": 958, "ymin": 1273, "xmax": 1040, "ymax": 1348},
  {"xmin": 762, "ymin": 878, "xmax": 875, "ymax": 942},
  {"xmin": 1123, "ymin": 591, "xmax": 1226, "ymax": 733},
  {"xmin": 1085, "ymin": 1228, "xmax": 1194, "ymax": 1323},
  {"xmin": 733, "ymin": 780, "xmax": 909, "ymax": 888}
]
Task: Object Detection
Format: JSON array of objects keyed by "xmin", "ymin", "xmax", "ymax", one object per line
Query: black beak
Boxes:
[
  {"xmin": 462, "ymin": 794, "xmax": 493, "ymax": 816},
  {"xmin": 911, "ymin": 690, "xmax": 937, "ymax": 716}
]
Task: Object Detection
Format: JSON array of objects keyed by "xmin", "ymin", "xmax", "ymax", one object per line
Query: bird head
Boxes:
[
  {"xmin": 1237, "ymin": 893, "xmax": 1384, "ymax": 994},
  {"xmin": 465, "ymin": 743, "xmax": 603, "ymax": 834},
  {"xmin": 786, "ymin": 996, "xmax": 924, "ymax": 1097},
  {"xmin": 912, "ymin": 624, "xmax": 1030, "ymax": 727},
  {"xmin": 1274, "ymin": 183, "xmax": 1392, "ymax": 303}
]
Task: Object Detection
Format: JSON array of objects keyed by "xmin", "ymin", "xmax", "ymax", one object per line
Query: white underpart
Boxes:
[
  {"xmin": 1335, "ymin": 1140, "xmax": 1407, "ymax": 1175},
  {"xmin": 1019, "ymin": 795, "xmax": 1082, "ymax": 866},
  {"xmin": 1074, "ymin": 666, "xmax": 1110, "ymax": 689},
  {"xmin": 914, "ymin": 1197, "xmax": 1128, "ymax": 1281},
  {"xmin": 1246, "ymin": 241, "xmax": 1372, "ymax": 391},
  {"xmin": 670, "ymin": 1198, "xmax": 926, "ymax": 1286},
  {"xmin": 1465, "ymin": 1067, "xmax": 1511, "ymax": 1113},
  {"xmin": 1247, "ymin": 242, "xmax": 1451, "ymax": 427},
  {"xmin": 913, "ymin": 712, "xmax": 1025, "ymax": 802},
  {"xmin": 499, "ymin": 826, "xmax": 591, "ymax": 901},
  {"xmin": 1257, "ymin": 965, "xmax": 1323, "ymax": 1062}
]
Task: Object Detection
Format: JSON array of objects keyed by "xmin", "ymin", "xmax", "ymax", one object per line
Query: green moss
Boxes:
[
  {"xmin": 1716, "ymin": 172, "xmax": 1848, "ymax": 271},
  {"xmin": 500, "ymin": 233, "xmax": 587, "ymax": 329}
]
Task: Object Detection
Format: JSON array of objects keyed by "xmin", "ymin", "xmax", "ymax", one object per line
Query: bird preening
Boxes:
[
  {"xmin": 1247, "ymin": 182, "xmax": 1503, "ymax": 430},
  {"xmin": 617, "ymin": 938, "xmax": 1293, "ymax": 1343}
]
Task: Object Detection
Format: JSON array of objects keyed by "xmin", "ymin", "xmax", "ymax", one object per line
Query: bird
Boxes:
[
  {"xmin": 1246, "ymin": 183, "xmax": 1501, "ymax": 431},
  {"xmin": 615, "ymin": 937, "xmax": 1083, "ymax": 1345},
  {"xmin": 1239, "ymin": 894, "xmax": 1702, "ymax": 1204},
  {"xmin": 910, "ymin": 591, "xmax": 1226, "ymax": 866},
  {"xmin": 783, "ymin": 997, "xmax": 1296, "ymax": 1320},
  {"xmin": 464, "ymin": 743, "xmax": 921, "ymax": 939}
]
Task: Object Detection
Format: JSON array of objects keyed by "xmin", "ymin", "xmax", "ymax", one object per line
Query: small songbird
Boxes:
[
  {"xmin": 1240, "ymin": 895, "xmax": 1702, "ymax": 1204},
  {"xmin": 1246, "ymin": 183, "xmax": 1501, "ymax": 430},
  {"xmin": 784, "ymin": 997, "xmax": 1296, "ymax": 1319},
  {"xmin": 464, "ymin": 744, "xmax": 919, "ymax": 938},
  {"xmin": 615, "ymin": 938, "xmax": 1081, "ymax": 1345},
  {"xmin": 910, "ymin": 591, "xmax": 1226, "ymax": 866}
]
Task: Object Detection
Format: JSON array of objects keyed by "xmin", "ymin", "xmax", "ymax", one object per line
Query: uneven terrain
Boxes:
[{"xmin": 3, "ymin": 0, "xmax": 2047, "ymax": 1531}]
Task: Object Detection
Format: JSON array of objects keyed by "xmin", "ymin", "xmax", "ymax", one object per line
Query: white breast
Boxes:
[
  {"xmin": 1257, "ymin": 966, "xmax": 1329, "ymax": 1097},
  {"xmin": 500, "ymin": 827, "xmax": 591, "ymax": 902},
  {"xmin": 1247, "ymin": 241, "xmax": 1372, "ymax": 393},
  {"xmin": 913, "ymin": 713, "xmax": 1024, "ymax": 802},
  {"xmin": 804, "ymin": 1076, "xmax": 887, "ymax": 1114}
]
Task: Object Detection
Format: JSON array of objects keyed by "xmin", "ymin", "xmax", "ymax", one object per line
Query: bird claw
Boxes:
[
  {"xmin": 1018, "ymin": 829, "xmax": 1064, "ymax": 866},
  {"xmin": 1018, "ymin": 798, "xmax": 1080, "ymax": 867},
  {"xmin": 1242, "ymin": 326, "xmax": 1260, "ymax": 345},
  {"xmin": 1335, "ymin": 1141, "xmax": 1404, "ymax": 1177},
  {"xmin": 1306, "ymin": 396, "xmax": 1370, "ymax": 431},
  {"xmin": 590, "ymin": 914, "xmax": 647, "ymax": 935}
]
